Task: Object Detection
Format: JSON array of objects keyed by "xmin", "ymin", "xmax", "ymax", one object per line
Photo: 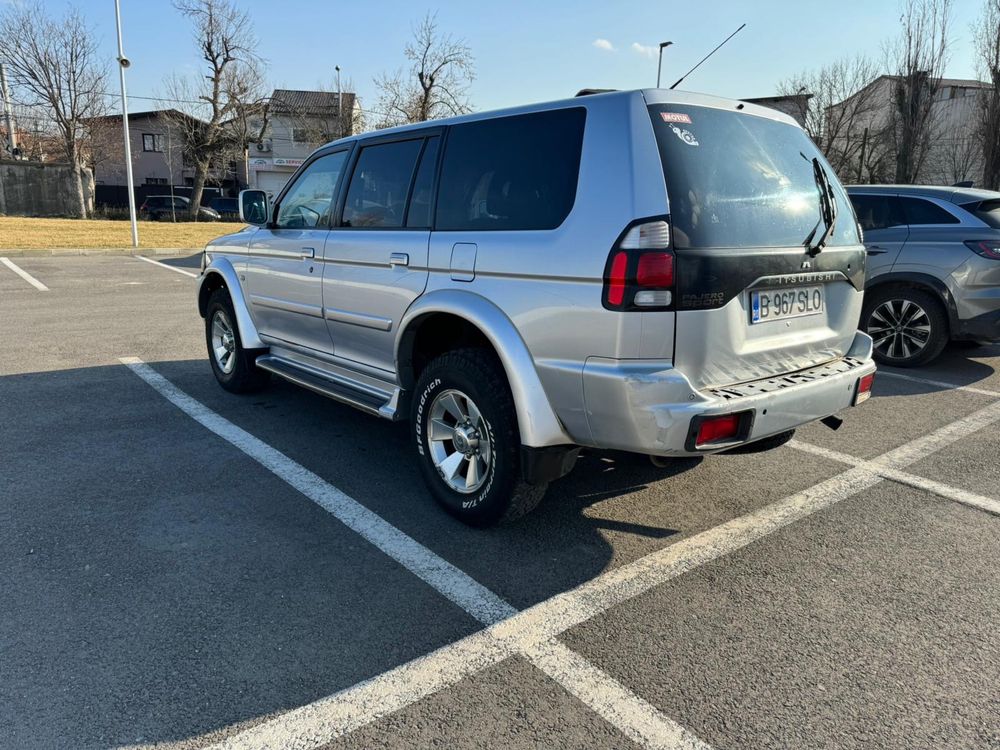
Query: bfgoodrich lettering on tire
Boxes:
[{"xmin": 412, "ymin": 348, "xmax": 547, "ymax": 526}]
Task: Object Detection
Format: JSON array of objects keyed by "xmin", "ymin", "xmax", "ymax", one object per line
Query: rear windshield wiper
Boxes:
[{"xmin": 802, "ymin": 157, "xmax": 838, "ymax": 256}]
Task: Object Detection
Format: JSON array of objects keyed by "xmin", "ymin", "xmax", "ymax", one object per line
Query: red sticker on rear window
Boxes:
[{"xmin": 660, "ymin": 112, "xmax": 692, "ymax": 124}]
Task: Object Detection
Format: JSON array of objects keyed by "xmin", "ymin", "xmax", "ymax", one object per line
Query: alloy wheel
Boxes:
[
  {"xmin": 210, "ymin": 309, "xmax": 237, "ymax": 374},
  {"xmin": 427, "ymin": 388, "xmax": 492, "ymax": 494},
  {"xmin": 867, "ymin": 299, "xmax": 932, "ymax": 361}
]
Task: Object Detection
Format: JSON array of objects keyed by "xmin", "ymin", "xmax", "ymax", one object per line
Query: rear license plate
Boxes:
[{"xmin": 750, "ymin": 285, "xmax": 825, "ymax": 324}]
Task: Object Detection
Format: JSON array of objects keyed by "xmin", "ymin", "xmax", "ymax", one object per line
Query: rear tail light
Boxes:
[
  {"xmin": 696, "ymin": 414, "xmax": 741, "ymax": 446},
  {"xmin": 964, "ymin": 240, "xmax": 1000, "ymax": 260},
  {"xmin": 603, "ymin": 218, "xmax": 675, "ymax": 311},
  {"xmin": 855, "ymin": 372, "xmax": 875, "ymax": 405}
]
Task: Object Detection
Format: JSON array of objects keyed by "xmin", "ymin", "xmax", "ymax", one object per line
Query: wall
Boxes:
[{"xmin": 0, "ymin": 160, "xmax": 94, "ymax": 217}]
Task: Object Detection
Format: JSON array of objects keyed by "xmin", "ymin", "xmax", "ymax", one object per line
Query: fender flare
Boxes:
[
  {"xmin": 196, "ymin": 257, "xmax": 265, "ymax": 350},
  {"xmin": 865, "ymin": 271, "xmax": 959, "ymax": 329},
  {"xmin": 396, "ymin": 289, "xmax": 572, "ymax": 448}
]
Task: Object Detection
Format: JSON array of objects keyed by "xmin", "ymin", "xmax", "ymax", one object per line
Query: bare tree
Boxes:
[
  {"xmin": 374, "ymin": 13, "xmax": 474, "ymax": 128},
  {"xmin": 0, "ymin": 3, "xmax": 108, "ymax": 217},
  {"xmin": 886, "ymin": 0, "xmax": 953, "ymax": 183},
  {"xmin": 779, "ymin": 55, "xmax": 885, "ymax": 180},
  {"xmin": 973, "ymin": 0, "xmax": 1000, "ymax": 189},
  {"xmin": 167, "ymin": 0, "xmax": 268, "ymax": 219}
]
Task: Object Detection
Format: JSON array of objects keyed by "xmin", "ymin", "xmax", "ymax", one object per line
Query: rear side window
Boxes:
[
  {"xmin": 342, "ymin": 139, "xmax": 423, "ymax": 228},
  {"xmin": 849, "ymin": 194, "xmax": 905, "ymax": 231},
  {"xmin": 648, "ymin": 104, "xmax": 860, "ymax": 249},
  {"xmin": 436, "ymin": 108, "xmax": 586, "ymax": 231},
  {"xmin": 962, "ymin": 198, "xmax": 1000, "ymax": 228},
  {"xmin": 899, "ymin": 197, "xmax": 960, "ymax": 225},
  {"xmin": 405, "ymin": 136, "xmax": 440, "ymax": 229}
]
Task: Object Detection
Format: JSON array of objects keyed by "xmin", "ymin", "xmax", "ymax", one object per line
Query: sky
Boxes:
[{"xmin": 19, "ymin": 0, "xmax": 986, "ymax": 118}]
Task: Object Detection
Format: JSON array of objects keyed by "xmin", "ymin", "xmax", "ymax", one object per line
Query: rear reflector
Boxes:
[
  {"xmin": 607, "ymin": 251, "xmax": 628, "ymax": 306},
  {"xmin": 696, "ymin": 413, "xmax": 741, "ymax": 447},
  {"xmin": 855, "ymin": 372, "xmax": 875, "ymax": 405}
]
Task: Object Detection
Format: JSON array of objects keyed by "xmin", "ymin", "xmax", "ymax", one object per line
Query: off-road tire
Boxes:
[
  {"xmin": 412, "ymin": 348, "xmax": 547, "ymax": 527},
  {"xmin": 205, "ymin": 287, "xmax": 270, "ymax": 393}
]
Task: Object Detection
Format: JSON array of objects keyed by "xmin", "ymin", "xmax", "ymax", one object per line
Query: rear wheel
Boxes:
[
  {"xmin": 205, "ymin": 287, "xmax": 270, "ymax": 393},
  {"xmin": 862, "ymin": 287, "xmax": 948, "ymax": 367},
  {"xmin": 412, "ymin": 348, "xmax": 547, "ymax": 526}
]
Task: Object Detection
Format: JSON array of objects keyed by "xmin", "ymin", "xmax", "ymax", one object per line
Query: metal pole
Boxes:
[
  {"xmin": 656, "ymin": 42, "xmax": 673, "ymax": 88},
  {"xmin": 336, "ymin": 65, "xmax": 343, "ymax": 137},
  {"xmin": 0, "ymin": 63, "xmax": 17, "ymax": 156},
  {"xmin": 114, "ymin": 0, "xmax": 139, "ymax": 249}
]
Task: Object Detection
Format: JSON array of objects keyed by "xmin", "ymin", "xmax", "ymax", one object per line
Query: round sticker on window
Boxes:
[{"xmin": 671, "ymin": 125, "xmax": 699, "ymax": 146}]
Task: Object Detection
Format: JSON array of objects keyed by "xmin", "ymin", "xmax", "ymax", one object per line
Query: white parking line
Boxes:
[
  {"xmin": 788, "ymin": 439, "xmax": 1000, "ymax": 516},
  {"xmin": 123, "ymin": 356, "xmax": 1000, "ymax": 750},
  {"xmin": 134, "ymin": 254, "xmax": 198, "ymax": 278},
  {"xmin": 121, "ymin": 356, "xmax": 703, "ymax": 749},
  {"xmin": 878, "ymin": 369, "xmax": 1000, "ymax": 399},
  {"xmin": 0, "ymin": 257, "xmax": 49, "ymax": 291}
]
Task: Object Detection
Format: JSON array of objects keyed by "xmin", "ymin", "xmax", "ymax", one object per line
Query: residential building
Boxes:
[{"xmin": 249, "ymin": 88, "xmax": 358, "ymax": 195}]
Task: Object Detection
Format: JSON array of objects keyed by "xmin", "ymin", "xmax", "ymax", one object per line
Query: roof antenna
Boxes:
[{"xmin": 669, "ymin": 23, "xmax": 746, "ymax": 90}]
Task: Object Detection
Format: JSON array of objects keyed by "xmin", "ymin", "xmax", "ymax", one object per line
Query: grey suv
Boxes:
[
  {"xmin": 848, "ymin": 185, "xmax": 1000, "ymax": 366},
  {"xmin": 196, "ymin": 89, "xmax": 876, "ymax": 525}
]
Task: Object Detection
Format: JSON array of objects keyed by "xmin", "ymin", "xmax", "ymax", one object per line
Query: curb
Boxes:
[{"xmin": 0, "ymin": 247, "xmax": 200, "ymax": 257}]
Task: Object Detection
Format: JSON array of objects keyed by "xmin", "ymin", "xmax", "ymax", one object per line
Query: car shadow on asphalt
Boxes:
[
  {"xmin": 873, "ymin": 341, "xmax": 999, "ymax": 396},
  {"xmin": 156, "ymin": 252, "xmax": 202, "ymax": 270}
]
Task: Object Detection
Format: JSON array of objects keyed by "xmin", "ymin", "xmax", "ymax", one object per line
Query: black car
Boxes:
[
  {"xmin": 208, "ymin": 197, "xmax": 241, "ymax": 221},
  {"xmin": 139, "ymin": 195, "xmax": 220, "ymax": 222}
]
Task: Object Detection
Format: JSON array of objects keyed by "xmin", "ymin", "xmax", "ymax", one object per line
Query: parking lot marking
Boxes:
[
  {"xmin": 134, "ymin": 254, "xmax": 198, "ymax": 278},
  {"xmin": 878, "ymin": 369, "xmax": 1000, "ymax": 399},
  {"xmin": 789, "ymin": 440, "xmax": 1000, "ymax": 517},
  {"xmin": 0, "ymin": 257, "xmax": 49, "ymax": 291},
  {"xmin": 524, "ymin": 639, "xmax": 714, "ymax": 750}
]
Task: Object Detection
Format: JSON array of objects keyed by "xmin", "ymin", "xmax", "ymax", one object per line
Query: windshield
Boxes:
[{"xmin": 648, "ymin": 104, "xmax": 860, "ymax": 249}]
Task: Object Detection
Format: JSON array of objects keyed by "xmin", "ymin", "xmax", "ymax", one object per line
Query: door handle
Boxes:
[
  {"xmin": 865, "ymin": 245, "xmax": 888, "ymax": 255},
  {"xmin": 301, "ymin": 247, "xmax": 315, "ymax": 259},
  {"xmin": 389, "ymin": 253, "xmax": 409, "ymax": 267}
]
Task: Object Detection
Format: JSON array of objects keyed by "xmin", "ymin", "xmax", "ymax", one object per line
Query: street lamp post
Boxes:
[
  {"xmin": 657, "ymin": 41, "xmax": 674, "ymax": 88},
  {"xmin": 113, "ymin": 0, "xmax": 138, "ymax": 249}
]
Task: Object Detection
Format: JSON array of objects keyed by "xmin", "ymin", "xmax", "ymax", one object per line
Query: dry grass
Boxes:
[{"xmin": 0, "ymin": 216, "xmax": 240, "ymax": 250}]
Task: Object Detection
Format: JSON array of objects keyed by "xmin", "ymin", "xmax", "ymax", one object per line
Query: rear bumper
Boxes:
[
  {"xmin": 952, "ymin": 309, "xmax": 1000, "ymax": 343},
  {"xmin": 581, "ymin": 331, "xmax": 876, "ymax": 457}
]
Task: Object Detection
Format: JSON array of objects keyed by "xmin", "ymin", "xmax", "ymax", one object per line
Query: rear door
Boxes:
[
  {"xmin": 321, "ymin": 133, "xmax": 437, "ymax": 373},
  {"xmin": 245, "ymin": 149, "xmax": 350, "ymax": 354},
  {"xmin": 646, "ymin": 102, "xmax": 865, "ymax": 389},
  {"xmin": 849, "ymin": 192, "xmax": 909, "ymax": 279}
]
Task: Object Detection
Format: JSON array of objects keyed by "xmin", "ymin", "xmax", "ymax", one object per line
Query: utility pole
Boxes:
[
  {"xmin": 335, "ymin": 65, "xmax": 344, "ymax": 137},
  {"xmin": 0, "ymin": 63, "xmax": 17, "ymax": 157},
  {"xmin": 656, "ymin": 42, "xmax": 673, "ymax": 88},
  {"xmin": 114, "ymin": 0, "xmax": 139, "ymax": 249}
]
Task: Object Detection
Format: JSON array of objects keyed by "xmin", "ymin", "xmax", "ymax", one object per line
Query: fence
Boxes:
[{"xmin": 0, "ymin": 160, "xmax": 94, "ymax": 217}]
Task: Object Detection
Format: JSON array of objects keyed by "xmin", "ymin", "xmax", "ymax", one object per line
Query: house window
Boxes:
[
  {"xmin": 144, "ymin": 177, "xmax": 168, "ymax": 185},
  {"xmin": 292, "ymin": 128, "xmax": 311, "ymax": 143},
  {"xmin": 142, "ymin": 133, "xmax": 164, "ymax": 152}
]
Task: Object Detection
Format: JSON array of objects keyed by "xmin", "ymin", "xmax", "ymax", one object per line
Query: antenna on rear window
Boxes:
[{"xmin": 668, "ymin": 23, "xmax": 746, "ymax": 90}]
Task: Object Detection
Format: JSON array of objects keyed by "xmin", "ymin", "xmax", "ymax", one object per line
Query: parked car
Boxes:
[
  {"xmin": 196, "ymin": 89, "xmax": 876, "ymax": 525},
  {"xmin": 140, "ymin": 195, "xmax": 220, "ymax": 222},
  {"xmin": 848, "ymin": 185, "xmax": 1000, "ymax": 366},
  {"xmin": 209, "ymin": 197, "xmax": 241, "ymax": 221}
]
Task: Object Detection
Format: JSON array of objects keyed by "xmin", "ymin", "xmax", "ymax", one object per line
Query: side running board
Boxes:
[{"xmin": 254, "ymin": 355, "xmax": 401, "ymax": 420}]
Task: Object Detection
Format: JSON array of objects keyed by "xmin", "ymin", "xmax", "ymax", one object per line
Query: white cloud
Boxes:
[
  {"xmin": 631, "ymin": 42, "xmax": 658, "ymax": 59},
  {"xmin": 592, "ymin": 38, "xmax": 615, "ymax": 52}
]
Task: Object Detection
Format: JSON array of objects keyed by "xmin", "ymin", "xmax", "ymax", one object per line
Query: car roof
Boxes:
[
  {"xmin": 846, "ymin": 184, "xmax": 1000, "ymax": 204},
  {"xmin": 316, "ymin": 88, "xmax": 801, "ymax": 150},
  {"xmin": 147, "ymin": 194, "xmax": 188, "ymax": 200}
]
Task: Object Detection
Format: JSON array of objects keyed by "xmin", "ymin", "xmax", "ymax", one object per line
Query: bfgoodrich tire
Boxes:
[
  {"xmin": 412, "ymin": 348, "xmax": 547, "ymax": 527},
  {"xmin": 862, "ymin": 286, "xmax": 948, "ymax": 367},
  {"xmin": 205, "ymin": 287, "xmax": 270, "ymax": 393}
]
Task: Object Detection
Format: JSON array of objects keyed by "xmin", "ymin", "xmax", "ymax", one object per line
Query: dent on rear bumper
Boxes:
[{"xmin": 581, "ymin": 332, "xmax": 876, "ymax": 456}]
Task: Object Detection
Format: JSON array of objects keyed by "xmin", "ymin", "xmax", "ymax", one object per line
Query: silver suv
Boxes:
[
  {"xmin": 847, "ymin": 185, "xmax": 1000, "ymax": 366},
  {"xmin": 197, "ymin": 89, "xmax": 876, "ymax": 525}
]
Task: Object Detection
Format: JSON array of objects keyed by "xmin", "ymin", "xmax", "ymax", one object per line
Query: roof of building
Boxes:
[
  {"xmin": 83, "ymin": 108, "xmax": 203, "ymax": 125},
  {"xmin": 270, "ymin": 89, "xmax": 356, "ymax": 116}
]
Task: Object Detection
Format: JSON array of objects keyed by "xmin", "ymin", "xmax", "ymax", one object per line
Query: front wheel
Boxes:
[
  {"xmin": 412, "ymin": 349, "xmax": 547, "ymax": 527},
  {"xmin": 862, "ymin": 287, "xmax": 948, "ymax": 367},
  {"xmin": 205, "ymin": 288, "xmax": 270, "ymax": 393}
]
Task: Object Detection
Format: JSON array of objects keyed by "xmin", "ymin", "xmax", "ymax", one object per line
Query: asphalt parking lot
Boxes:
[{"xmin": 3, "ymin": 253, "xmax": 1000, "ymax": 750}]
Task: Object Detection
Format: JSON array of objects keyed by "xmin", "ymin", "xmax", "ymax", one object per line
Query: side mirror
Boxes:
[{"xmin": 239, "ymin": 189, "xmax": 270, "ymax": 226}]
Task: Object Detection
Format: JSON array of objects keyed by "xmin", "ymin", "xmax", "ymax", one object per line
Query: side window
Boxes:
[
  {"xmin": 850, "ymin": 194, "xmax": 905, "ymax": 231},
  {"xmin": 436, "ymin": 108, "xmax": 587, "ymax": 231},
  {"xmin": 275, "ymin": 151, "xmax": 348, "ymax": 229},
  {"xmin": 899, "ymin": 197, "xmax": 960, "ymax": 225},
  {"xmin": 341, "ymin": 140, "xmax": 423, "ymax": 228},
  {"xmin": 405, "ymin": 136, "xmax": 440, "ymax": 228}
]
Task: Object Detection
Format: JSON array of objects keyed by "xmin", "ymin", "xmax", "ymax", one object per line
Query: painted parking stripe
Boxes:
[
  {"xmin": 199, "ymin": 396, "xmax": 1000, "ymax": 748},
  {"xmin": 878, "ymin": 369, "xmax": 1000, "ymax": 399},
  {"xmin": 121, "ymin": 356, "xmax": 705, "ymax": 750},
  {"xmin": 0, "ymin": 257, "xmax": 49, "ymax": 291},
  {"xmin": 134, "ymin": 254, "xmax": 198, "ymax": 278},
  {"xmin": 788, "ymin": 439, "xmax": 1000, "ymax": 517}
]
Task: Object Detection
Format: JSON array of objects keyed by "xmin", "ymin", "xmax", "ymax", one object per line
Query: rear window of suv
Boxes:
[
  {"xmin": 648, "ymin": 104, "xmax": 860, "ymax": 249},
  {"xmin": 963, "ymin": 198, "xmax": 1000, "ymax": 228},
  {"xmin": 435, "ymin": 108, "xmax": 586, "ymax": 231}
]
